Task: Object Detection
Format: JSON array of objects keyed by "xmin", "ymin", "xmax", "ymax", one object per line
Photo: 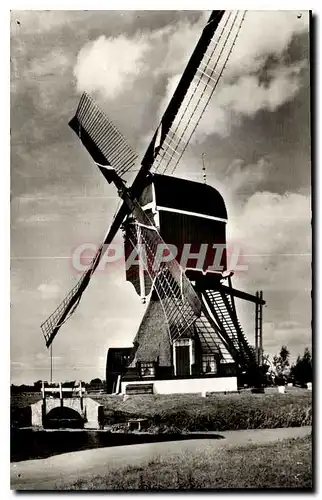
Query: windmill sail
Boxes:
[
  {"xmin": 152, "ymin": 10, "xmax": 246, "ymax": 175},
  {"xmin": 133, "ymin": 10, "xmax": 227, "ymax": 189},
  {"xmin": 41, "ymin": 214, "xmax": 122, "ymax": 348},
  {"xmin": 69, "ymin": 92, "xmax": 138, "ymax": 180},
  {"xmin": 41, "ymin": 10, "xmax": 246, "ymax": 347}
]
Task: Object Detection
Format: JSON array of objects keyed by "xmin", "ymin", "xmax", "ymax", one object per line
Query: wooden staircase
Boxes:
[{"xmin": 202, "ymin": 289, "xmax": 257, "ymax": 370}]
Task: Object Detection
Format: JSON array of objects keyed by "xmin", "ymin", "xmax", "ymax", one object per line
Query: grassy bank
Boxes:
[
  {"xmin": 60, "ymin": 435, "xmax": 312, "ymax": 490},
  {"xmin": 92, "ymin": 389, "xmax": 312, "ymax": 432},
  {"xmin": 11, "ymin": 388, "xmax": 312, "ymax": 432}
]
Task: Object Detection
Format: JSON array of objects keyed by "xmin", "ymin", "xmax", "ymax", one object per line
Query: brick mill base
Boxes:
[{"xmin": 121, "ymin": 376, "xmax": 238, "ymax": 396}]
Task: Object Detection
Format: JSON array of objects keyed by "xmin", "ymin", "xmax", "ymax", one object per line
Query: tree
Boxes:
[
  {"xmin": 272, "ymin": 345, "xmax": 290, "ymax": 385},
  {"xmin": 89, "ymin": 378, "xmax": 103, "ymax": 390},
  {"xmin": 62, "ymin": 380, "xmax": 77, "ymax": 388},
  {"xmin": 261, "ymin": 353, "xmax": 275, "ymax": 386},
  {"xmin": 33, "ymin": 380, "xmax": 42, "ymax": 392},
  {"xmin": 290, "ymin": 348, "xmax": 312, "ymax": 386}
]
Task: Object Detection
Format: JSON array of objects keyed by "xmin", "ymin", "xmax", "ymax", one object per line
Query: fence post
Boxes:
[
  {"xmin": 59, "ymin": 382, "xmax": 63, "ymax": 406},
  {"xmin": 79, "ymin": 381, "xmax": 83, "ymax": 411}
]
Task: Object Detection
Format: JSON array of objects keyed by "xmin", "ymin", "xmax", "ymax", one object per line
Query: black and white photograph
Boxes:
[{"xmin": 10, "ymin": 8, "xmax": 312, "ymax": 490}]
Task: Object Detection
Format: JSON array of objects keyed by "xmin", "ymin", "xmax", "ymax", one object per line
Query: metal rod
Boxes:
[
  {"xmin": 255, "ymin": 291, "xmax": 259, "ymax": 364},
  {"xmin": 259, "ymin": 290, "xmax": 263, "ymax": 365},
  {"xmin": 202, "ymin": 153, "xmax": 207, "ymax": 184},
  {"xmin": 50, "ymin": 344, "xmax": 53, "ymax": 384}
]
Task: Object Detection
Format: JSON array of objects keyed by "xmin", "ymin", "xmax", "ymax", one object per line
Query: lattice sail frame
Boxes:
[
  {"xmin": 41, "ymin": 243, "xmax": 104, "ymax": 347},
  {"xmin": 69, "ymin": 92, "xmax": 138, "ymax": 177},
  {"xmin": 152, "ymin": 10, "xmax": 246, "ymax": 176}
]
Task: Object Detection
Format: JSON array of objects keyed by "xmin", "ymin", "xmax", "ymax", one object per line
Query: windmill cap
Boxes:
[{"xmin": 146, "ymin": 173, "xmax": 228, "ymax": 221}]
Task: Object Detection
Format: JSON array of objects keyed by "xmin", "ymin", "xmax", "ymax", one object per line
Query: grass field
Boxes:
[
  {"xmin": 11, "ymin": 388, "xmax": 312, "ymax": 432},
  {"xmin": 90, "ymin": 388, "xmax": 312, "ymax": 432},
  {"xmin": 60, "ymin": 435, "xmax": 312, "ymax": 490},
  {"xmin": 11, "ymin": 392, "xmax": 42, "ymax": 409}
]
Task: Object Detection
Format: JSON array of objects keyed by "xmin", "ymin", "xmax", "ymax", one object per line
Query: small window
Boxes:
[
  {"xmin": 202, "ymin": 355, "xmax": 217, "ymax": 374},
  {"xmin": 140, "ymin": 362, "xmax": 156, "ymax": 378}
]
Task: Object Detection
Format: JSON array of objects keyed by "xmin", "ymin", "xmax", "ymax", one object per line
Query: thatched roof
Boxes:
[
  {"xmin": 129, "ymin": 292, "xmax": 233, "ymax": 367},
  {"xmin": 129, "ymin": 293, "xmax": 172, "ymax": 366}
]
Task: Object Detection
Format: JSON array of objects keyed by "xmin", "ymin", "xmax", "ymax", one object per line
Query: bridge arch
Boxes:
[{"xmin": 44, "ymin": 406, "xmax": 85, "ymax": 429}]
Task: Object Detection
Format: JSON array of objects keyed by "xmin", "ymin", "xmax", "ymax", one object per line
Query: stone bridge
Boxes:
[{"xmin": 31, "ymin": 396, "xmax": 103, "ymax": 429}]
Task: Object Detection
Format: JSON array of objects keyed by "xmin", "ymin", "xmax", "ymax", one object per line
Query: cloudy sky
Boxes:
[{"xmin": 10, "ymin": 10, "xmax": 311, "ymax": 384}]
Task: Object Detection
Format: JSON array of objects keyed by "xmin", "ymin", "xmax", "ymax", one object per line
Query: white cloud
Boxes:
[
  {"xmin": 226, "ymin": 10, "xmax": 309, "ymax": 77},
  {"xmin": 27, "ymin": 49, "xmax": 70, "ymax": 79},
  {"xmin": 11, "ymin": 11, "xmax": 75, "ymax": 35},
  {"xmin": 151, "ymin": 17, "xmax": 207, "ymax": 79},
  {"xmin": 17, "ymin": 213, "xmax": 62, "ymax": 224},
  {"xmin": 73, "ymin": 16, "xmax": 206, "ymax": 130},
  {"xmin": 195, "ymin": 60, "xmax": 307, "ymax": 139},
  {"xmin": 278, "ymin": 320, "xmax": 301, "ymax": 330},
  {"xmin": 226, "ymin": 157, "xmax": 272, "ymax": 194},
  {"xmin": 218, "ymin": 62, "xmax": 306, "ymax": 115},
  {"xmin": 38, "ymin": 282, "xmax": 61, "ymax": 300},
  {"xmin": 11, "ymin": 361, "xmax": 25, "ymax": 368},
  {"xmin": 227, "ymin": 189, "xmax": 311, "ymax": 356},
  {"xmin": 229, "ymin": 190, "xmax": 311, "ymax": 256},
  {"xmin": 155, "ymin": 11, "xmax": 309, "ymax": 142},
  {"xmin": 74, "ymin": 34, "xmax": 150, "ymax": 100},
  {"xmin": 71, "ymin": 12, "xmax": 308, "ymax": 145},
  {"xmin": 263, "ymin": 323, "xmax": 310, "ymax": 353}
]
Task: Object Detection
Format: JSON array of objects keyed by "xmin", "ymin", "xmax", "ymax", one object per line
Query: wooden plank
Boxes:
[
  {"xmin": 219, "ymin": 284, "xmax": 266, "ymax": 305},
  {"xmin": 125, "ymin": 384, "xmax": 153, "ymax": 395},
  {"xmin": 43, "ymin": 387, "xmax": 85, "ymax": 393}
]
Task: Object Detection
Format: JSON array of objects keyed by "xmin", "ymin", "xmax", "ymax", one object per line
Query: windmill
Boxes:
[{"xmin": 41, "ymin": 10, "xmax": 266, "ymax": 392}]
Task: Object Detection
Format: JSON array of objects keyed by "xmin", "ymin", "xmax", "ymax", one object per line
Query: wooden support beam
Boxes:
[
  {"xmin": 194, "ymin": 277, "xmax": 266, "ymax": 305},
  {"xmin": 219, "ymin": 284, "xmax": 266, "ymax": 305},
  {"xmin": 42, "ymin": 387, "xmax": 86, "ymax": 393}
]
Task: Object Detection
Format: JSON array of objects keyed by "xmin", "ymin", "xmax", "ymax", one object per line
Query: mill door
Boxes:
[{"xmin": 175, "ymin": 345, "xmax": 190, "ymax": 377}]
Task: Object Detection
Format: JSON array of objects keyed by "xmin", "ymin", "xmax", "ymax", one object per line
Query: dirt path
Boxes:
[{"xmin": 11, "ymin": 426, "xmax": 311, "ymax": 490}]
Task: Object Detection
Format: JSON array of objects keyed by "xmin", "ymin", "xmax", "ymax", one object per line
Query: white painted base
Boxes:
[
  {"xmin": 121, "ymin": 376, "xmax": 237, "ymax": 395},
  {"xmin": 30, "ymin": 397, "xmax": 102, "ymax": 429}
]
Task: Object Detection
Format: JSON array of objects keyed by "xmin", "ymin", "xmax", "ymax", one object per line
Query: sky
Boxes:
[{"xmin": 10, "ymin": 10, "xmax": 311, "ymax": 384}]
